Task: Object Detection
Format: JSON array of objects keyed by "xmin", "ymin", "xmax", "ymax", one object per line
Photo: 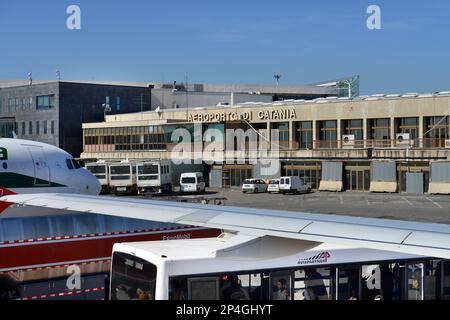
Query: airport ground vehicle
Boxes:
[
  {"xmin": 136, "ymin": 160, "xmax": 172, "ymax": 195},
  {"xmin": 110, "ymin": 235, "xmax": 450, "ymax": 300},
  {"xmin": 0, "ymin": 207, "xmax": 219, "ymax": 300},
  {"xmin": 0, "ymin": 139, "xmax": 220, "ymax": 300},
  {"xmin": 279, "ymin": 176, "xmax": 311, "ymax": 194},
  {"xmin": 180, "ymin": 172, "xmax": 206, "ymax": 194},
  {"xmin": 267, "ymin": 179, "xmax": 280, "ymax": 194},
  {"xmin": 4, "ymin": 163, "xmax": 450, "ymax": 301},
  {"xmin": 242, "ymin": 179, "xmax": 267, "ymax": 193},
  {"xmin": 85, "ymin": 161, "xmax": 112, "ymax": 194},
  {"xmin": 109, "ymin": 161, "xmax": 138, "ymax": 195}
]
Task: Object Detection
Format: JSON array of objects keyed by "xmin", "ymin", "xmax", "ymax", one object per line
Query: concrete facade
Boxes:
[
  {"xmin": 81, "ymin": 92, "xmax": 450, "ymax": 193},
  {"xmin": 0, "ymin": 81, "xmax": 152, "ymax": 157}
]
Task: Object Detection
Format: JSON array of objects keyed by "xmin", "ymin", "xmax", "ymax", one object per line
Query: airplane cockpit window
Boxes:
[
  {"xmin": 72, "ymin": 159, "xmax": 82, "ymax": 169},
  {"xmin": 66, "ymin": 159, "xmax": 74, "ymax": 170},
  {"xmin": 2, "ymin": 162, "xmax": 7, "ymax": 170}
]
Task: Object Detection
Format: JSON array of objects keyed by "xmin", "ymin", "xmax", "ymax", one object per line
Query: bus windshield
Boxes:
[
  {"xmin": 86, "ymin": 165, "xmax": 106, "ymax": 174},
  {"xmin": 111, "ymin": 252, "xmax": 157, "ymax": 300},
  {"xmin": 111, "ymin": 166, "xmax": 131, "ymax": 175},
  {"xmin": 138, "ymin": 164, "xmax": 158, "ymax": 175}
]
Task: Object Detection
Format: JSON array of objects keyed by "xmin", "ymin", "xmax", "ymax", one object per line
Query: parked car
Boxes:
[
  {"xmin": 267, "ymin": 179, "xmax": 280, "ymax": 194},
  {"xmin": 242, "ymin": 179, "xmax": 267, "ymax": 193},
  {"xmin": 180, "ymin": 172, "xmax": 206, "ymax": 194},
  {"xmin": 279, "ymin": 176, "xmax": 311, "ymax": 194}
]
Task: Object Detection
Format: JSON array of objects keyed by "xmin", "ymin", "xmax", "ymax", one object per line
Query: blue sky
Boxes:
[{"xmin": 0, "ymin": 0, "xmax": 449, "ymax": 94}]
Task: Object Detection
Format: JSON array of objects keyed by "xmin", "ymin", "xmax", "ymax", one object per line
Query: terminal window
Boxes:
[{"xmin": 37, "ymin": 95, "xmax": 55, "ymax": 110}]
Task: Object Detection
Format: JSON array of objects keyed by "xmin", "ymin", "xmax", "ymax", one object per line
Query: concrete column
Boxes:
[
  {"xmin": 418, "ymin": 116, "xmax": 424, "ymax": 148},
  {"xmin": 336, "ymin": 119, "xmax": 341, "ymax": 149},
  {"xmin": 312, "ymin": 120, "xmax": 317, "ymax": 149},
  {"xmin": 390, "ymin": 117, "xmax": 395, "ymax": 148},
  {"xmin": 266, "ymin": 122, "xmax": 271, "ymax": 150},
  {"xmin": 289, "ymin": 121, "xmax": 294, "ymax": 149},
  {"xmin": 363, "ymin": 118, "xmax": 368, "ymax": 148}
]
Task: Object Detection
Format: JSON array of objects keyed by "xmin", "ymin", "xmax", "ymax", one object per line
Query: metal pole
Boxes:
[{"xmin": 185, "ymin": 72, "xmax": 189, "ymax": 119}]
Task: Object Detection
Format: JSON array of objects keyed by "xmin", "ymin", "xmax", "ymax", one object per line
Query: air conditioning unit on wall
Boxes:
[
  {"xmin": 342, "ymin": 134, "xmax": 355, "ymax": 148},
  {"xmin": 396, "ymin": 133, "xmax": 411, "ymax": 147}
]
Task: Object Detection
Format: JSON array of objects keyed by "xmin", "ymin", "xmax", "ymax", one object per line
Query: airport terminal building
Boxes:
[
  {"xmin": 0, "ymin": 77, "xmax": 355, "ymax": 157},
  {"xmin": 80, "ymin": 90, "xmax": 450, "ymax": 194}
]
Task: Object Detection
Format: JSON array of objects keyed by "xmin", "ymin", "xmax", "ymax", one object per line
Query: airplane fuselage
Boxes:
[{"xmin": 0, "ymin": 138, "xmax": 101, "ymax": 195}]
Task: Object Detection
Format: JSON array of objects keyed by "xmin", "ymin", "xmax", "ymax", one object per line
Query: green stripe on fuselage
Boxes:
[
  {"xmin": 0, "ymin": 148, "xmax": 7, "ymax": 161},
  {"xmin": 0, "ymin": 172, "xmax": 66, "ymax": 188}
]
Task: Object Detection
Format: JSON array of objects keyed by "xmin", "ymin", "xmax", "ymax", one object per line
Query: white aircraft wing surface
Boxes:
[{"xmin": 2, "ymin": 193, "xmax": 450, "ymax": 259}]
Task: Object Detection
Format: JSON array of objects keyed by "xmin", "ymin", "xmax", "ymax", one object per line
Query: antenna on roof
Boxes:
[{"xmin": 273, "ymin": 74, "xmax": 282, "ymax": 86}]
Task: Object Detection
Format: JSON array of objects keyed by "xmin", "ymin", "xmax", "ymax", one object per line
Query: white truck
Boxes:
[
  {"xmin": 109, "ymin": 161, "xmax": 138, "ymax": 195},
  {"xmin": 136, "ymin": 160, "xmax": 172, "ymax": 195}
]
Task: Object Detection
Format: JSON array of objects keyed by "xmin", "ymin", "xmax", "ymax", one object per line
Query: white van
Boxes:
[
  {"xmin": 279, "ymin": 176, "xmax": 311, "ymax": 195},
  {"xmin": 180, "ymin": 172, "xmax": 206, "ymax": 194}
]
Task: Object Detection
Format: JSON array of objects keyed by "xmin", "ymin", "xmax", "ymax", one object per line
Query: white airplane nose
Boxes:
[
  {"xmin": 89, "ymin": 176, "xmax": 102, "ymax": 195},
  {"xmin": 80, "ymin": 169, "xmax": 102, "ymax": 195}
]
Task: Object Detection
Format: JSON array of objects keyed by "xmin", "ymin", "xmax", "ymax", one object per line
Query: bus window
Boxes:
[
  {"xmin": 336, "ymin": 267, "xmax": 360, "ymax": 300},
  {"xmin": 111, "ymin": 252, "xmax": 156, "ymax": 300},
  {"xmin": 443, "ymin": 261, "xmax": 450, "ymax": 300},
  {"xmin": 271, "ymin": 271, "xmax": 293, "ymax": 300},
  {"xmin": 362, "ymin": 263, "xmax": 404, "ymax": 300},
  {"xmin": 407, "ymin": 263, "xmax": 423, "ymax": 300},
  {"xmin": 294, "ymin": 268, "xmax": 332, "ymax": 300},
  {"xmin": 170, "ymin": 278, "xmax": 187, "ymax": 300},
  {"xmin": 424, "ymin": 260, "xmax": 441, "ymax": 300},
  {"xmin": 189, "ymin": 277, "xmax": 220, "ymax": 300}
]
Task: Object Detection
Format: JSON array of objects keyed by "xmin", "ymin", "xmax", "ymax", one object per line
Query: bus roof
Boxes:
[{"xmin": 113, "ymin": 235, "xmax": 424, "ymax": 277}]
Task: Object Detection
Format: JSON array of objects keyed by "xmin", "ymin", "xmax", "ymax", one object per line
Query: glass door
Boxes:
[
  {"xmin": 406, "ymin": 263, "xmax": 424, "ymax": 300},
  {"xmin": 222, "ymin": 169, "xmax": 230, "ymax": 188},
  {"xmin": 346, "ymin": 170, "xmax": 370, "ymax": 191}
]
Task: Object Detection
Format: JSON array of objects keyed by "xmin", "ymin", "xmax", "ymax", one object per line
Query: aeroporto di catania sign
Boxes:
[{"xmin": 188, "ymin": 108, "xmax": 297, "ymax": 123}]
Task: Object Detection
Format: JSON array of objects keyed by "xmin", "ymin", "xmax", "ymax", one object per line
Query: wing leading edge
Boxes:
[{"xmin": 2, "ymin": 193, "xmax": 450, "ymax": 259}]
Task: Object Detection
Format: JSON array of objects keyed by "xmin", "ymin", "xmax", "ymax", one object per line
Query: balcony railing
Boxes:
[
  {"xmin": 83, "ymin": 137, "xmax": 449, "ymax": 154},
  {"xmin": 313, "ymin": 138, "xmax": 449, "ymax": 150}
]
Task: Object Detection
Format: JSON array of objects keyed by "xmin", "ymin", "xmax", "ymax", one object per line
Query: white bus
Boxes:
[
  {"xmin": 109, "ymin": 161, "xmax": 138, "ymax": 195},
  {"xmin": 85, "ymin": 161, "xmax": 114, "ymax": 194},
  {"xmin": 110, "ymin": 235, "xmax": 450, "ymax": 300},
  {"xmin": 136, "ymin": 160, "xmax": 172, "ymax": 195}
]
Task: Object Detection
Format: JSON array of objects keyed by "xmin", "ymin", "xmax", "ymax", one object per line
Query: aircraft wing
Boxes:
[{"xmin": 2, "ymin": 193, "xmax": 450, "ymax": 259}]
